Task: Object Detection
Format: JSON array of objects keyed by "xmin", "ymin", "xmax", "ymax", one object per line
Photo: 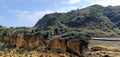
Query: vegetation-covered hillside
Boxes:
[{"xmin": 34, "ymin": 5, "xmax": 120, "ymax": 36}]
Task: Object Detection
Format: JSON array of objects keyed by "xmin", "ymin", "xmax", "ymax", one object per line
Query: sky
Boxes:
[{"xmin": 0, "ymin": 0, "xmax": 120, "ymax": 27}]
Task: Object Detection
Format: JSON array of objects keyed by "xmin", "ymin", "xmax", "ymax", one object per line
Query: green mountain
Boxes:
[{"xmin": 34, "ymin": 5, "xmax": 120, "ymax": 35}]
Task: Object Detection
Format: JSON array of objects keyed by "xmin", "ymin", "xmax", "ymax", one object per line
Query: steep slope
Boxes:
[
  {"xmin": 103, "ymin": 6, "xmax": 120, "ymax": 28},
  {"xmin": 62, "ymin": 5, "xmax": 114, "ymax": 29},
  {"xmin": 35, "ymin": 13, "xmax": 67, "ymax": 30},
  {"xmin": 34, "ymin": 5, "xmax": 120, "ymax": 35}
]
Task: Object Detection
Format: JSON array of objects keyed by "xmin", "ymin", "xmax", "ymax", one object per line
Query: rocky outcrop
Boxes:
[
  {"xmin": 47, "ymin": 38, "xmax": 87, "ymax": 57},
  {"xmin": 91, "ymin": 45, "xmax": 119, "ymax": 52},
  {"xmin": 16, "ymin": 34, "xmax": 27, "ymax": 49},
  {"xmin": 48, "ymin": 38, "xmax": 66, "ymax": 51},
  {"xmin": 0, "ymin": 31, "xmax": 91, "ymax": 57},
  {"xmin": 67, "ymin": 39, "xmax": 86, "ymax": 57}
]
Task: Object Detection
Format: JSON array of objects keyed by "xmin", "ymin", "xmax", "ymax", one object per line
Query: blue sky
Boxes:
[{"xmin": 0, "ymin": 0, "xmax": 120, "ymax": 27}]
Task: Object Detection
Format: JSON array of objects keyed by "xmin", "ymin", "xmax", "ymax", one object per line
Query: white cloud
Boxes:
[
  {"xmin": 87, "ymin": 0, "xmax": 120, "ymax": 6},
  {"xmin": 9, "ymin": 10, "xmax": 54, "ymax": 26},
  {"xmin": 67, "ymin": 0, "xmax": 81, "ymax": 4},
  {"xmin": 13, "ymin": 10, "xmax": 53, "ymax": 22},
  {"xmin": 55, "ymin": 6, "xmax": 78, "ymax": 12},
  {"xmin": 9, "ymin": 6, "xmax": 78, "ymax": 26},
  {"xmin": 11, "ymin": 6, "xmax": 77, "ymax": 22}
]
